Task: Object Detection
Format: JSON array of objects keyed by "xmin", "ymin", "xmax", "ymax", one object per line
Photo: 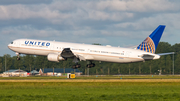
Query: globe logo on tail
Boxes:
[{"xmin": 137, "ymin": 37, "xmax": 155, "ymax": 53}]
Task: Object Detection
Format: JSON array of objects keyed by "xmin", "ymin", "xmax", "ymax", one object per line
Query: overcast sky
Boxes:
[{"xmin": 1, "ymin": 0, "xmax": 180, "ymax": 56}]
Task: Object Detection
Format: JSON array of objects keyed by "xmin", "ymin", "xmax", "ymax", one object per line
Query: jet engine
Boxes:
[{"xmin": 47, "ymin": 53, "xmax": 65, "ymax": 62}]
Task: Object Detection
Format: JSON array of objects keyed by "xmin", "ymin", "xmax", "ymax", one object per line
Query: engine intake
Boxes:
[{"xmin": 47, "ymin": 53, "xmax": 65, "ymax": 62}]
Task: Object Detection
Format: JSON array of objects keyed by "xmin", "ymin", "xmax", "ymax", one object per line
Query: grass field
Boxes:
[
  {"xmin": 0, "ymin": 76, "xmax": 180, "ymax": 101},
  {"xmin": 0, "ymin": 75, "xmax": 180, "ymax": 80}
]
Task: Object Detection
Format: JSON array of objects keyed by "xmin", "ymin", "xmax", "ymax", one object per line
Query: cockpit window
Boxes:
[{"xmin": 11, "ymin": 42, "xmax": 13, "ymax": 44}]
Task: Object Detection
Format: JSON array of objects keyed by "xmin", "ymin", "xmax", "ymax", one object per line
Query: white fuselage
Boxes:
[{"xmin": 8, "ymin": 39, "xmax": 160, "ymax": 63}]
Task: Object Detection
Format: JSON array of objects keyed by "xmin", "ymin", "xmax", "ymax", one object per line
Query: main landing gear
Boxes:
[
  {"xmin": 72, "ymin": 64, "xmax": 81, "ymax": 69},
  {"xmin": 72, "ymin": 61, "xmax": 95, "ymax": 69},
  {"xmin": 86, "ymin": 63, "xmax": 95, "ymax": 68}
]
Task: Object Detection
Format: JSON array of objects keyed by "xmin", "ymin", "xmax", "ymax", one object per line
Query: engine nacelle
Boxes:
[{"xmin": 47, "ymin": 53, "xmax": 65, "ymax": 62}]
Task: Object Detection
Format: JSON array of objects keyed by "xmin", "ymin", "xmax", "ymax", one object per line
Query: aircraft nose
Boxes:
[{"xmin": 8, "ymin": 43, "xmax": 12, "ymax": 49}]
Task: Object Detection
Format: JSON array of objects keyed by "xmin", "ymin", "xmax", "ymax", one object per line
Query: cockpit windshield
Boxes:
[{"xmin": 11, "ymin": 42, "xmax": 13, "ymax": 44}]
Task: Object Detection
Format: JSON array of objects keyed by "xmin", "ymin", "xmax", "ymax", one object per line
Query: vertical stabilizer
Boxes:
[{"xmin": 136, "ymin": 25, "xmax": 166, "ymax": 53}]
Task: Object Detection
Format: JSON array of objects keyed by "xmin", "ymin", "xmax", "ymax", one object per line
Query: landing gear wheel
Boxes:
[
  {"xmin": 91, "ymin": 63, "xmax": 95, "ymax": 67},
  {"xmin": 72, "ymin": 64, "xmax": 81, "ymax": 69},
  {"xmin": 72, "ymin": 65, "xmax": 76, "ymax": 69},
  {"xmin": 17, "ymin": 57, "xmax": 20, "ymax": 60},
  {"xmin": 76, "ymin": 64, "xmax": 81, "ymax": 68},
  {"xmin": 86, "ymin": 64, "xmax": 91, "ymax": 68},
  {"xmin": 86, "ymin": 63, "xmax": 95, "ymax": 68}
]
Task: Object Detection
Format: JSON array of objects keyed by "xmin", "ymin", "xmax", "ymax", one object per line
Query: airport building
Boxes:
[
  {"xmin": 42, "ymin": 68, "xmax": 82, "ymax": 76},
  {"xmin": 29, "ymin": 70, "xmax": 39, "ymax": 75},
  {"xmin": 0, "ymin": 68, "xmax": 82, "ymax": 77},
  {"xmin": 3, "ymin": 69, "xmax": 27, "ymax": 77}
]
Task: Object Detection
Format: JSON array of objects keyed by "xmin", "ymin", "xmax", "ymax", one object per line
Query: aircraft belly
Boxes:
[
  {"xmin": 10, "ymin": 47, "xmax": 50, "ymax": 56},
  {"xmin": 92, "ymin": 55, "xmax": 143, "ymax": 63}
]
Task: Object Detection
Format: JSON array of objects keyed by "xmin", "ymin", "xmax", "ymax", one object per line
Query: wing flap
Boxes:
[
  {"xmin": 60, "ymin": 48, "xmax": 93, "ymax": 61},
  {"xmin": 77, "ymin": 54, "xmax": 94, "ymax": 61},
  {"xmin": 77, "ymin": 55, "xmax": 86, "ymax": 61}
]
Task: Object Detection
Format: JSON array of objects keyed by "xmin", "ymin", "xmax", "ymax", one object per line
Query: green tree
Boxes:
[
  {"xmin": 34, "ymin": 56, "xmax": 49, "ymax": 70},
  {"xmin": 24, "ymin": 55, "xmax": 35, "ymax": 72},
  {"xmin": 0, "ymin": 56, "xmax": 3, "ymax": 72},
  {"xmin": 2, "ymin": 54, "xmax": 12, "ymax": 71},
  {"xmin": 166, "ymin": 55, "xmax": 172, "ymax": 74},
  {"xmin": 172, "ymin": 43, "xmax": 180, "ymax": 54},
  {"xmin": 12, "ymin": 56, "xmax": 24, "ymax": 70},
  {"xmin": 156, "ymin": 42, "xmax": 172, "ymax": 53},
  {"xmin": 175, "ymin": 53, "xmax": 180, "ymax": 74},
  {"xmin": 159, "ymin": 56, "xmax": 165, "ymax": 74}
]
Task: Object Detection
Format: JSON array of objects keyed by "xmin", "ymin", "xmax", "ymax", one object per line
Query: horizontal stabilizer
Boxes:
[
  {"xmin": 138, "ymin": 53, "xmax": 161, "ymax": 60},
  {"xmin": 139, "ymin": 54, "xmax": 155, "ymax": 60},
  {"xmin": 157, "ymin": 52, "xmax": 175, "ymax": 56}
]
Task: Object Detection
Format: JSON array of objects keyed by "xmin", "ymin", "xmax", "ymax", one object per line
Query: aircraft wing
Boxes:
[
  {"xmin": 76, "ymin": 55, "xmax": 86, "ymax": 61},
  {"xmin": 61, "ymin": 48, "xmax": 75, "ymax": 58},
  {"xmin": 139, "ymin": 52, "xmax": 174, "ymax": 60},
  {"xmin": 157, "ymin": 52, "xmax": 175, "ymax": 56},
  {"xmin": 77, "ymin": 54, "xmax": 94, "ymax": 61},
  {"xmin": 60, "ymin": 48, "xmax": 92, "ymax": 61}
]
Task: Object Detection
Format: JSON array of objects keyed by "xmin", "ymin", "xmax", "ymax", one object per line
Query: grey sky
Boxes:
[{"xmin": 0, "ymin": 0, "xmax": 180, "ymax": 56}]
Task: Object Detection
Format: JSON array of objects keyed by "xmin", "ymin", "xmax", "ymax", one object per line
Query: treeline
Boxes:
[{"xmin": 0, "ymin": 42, "xmax": 180, "ymax": 75}]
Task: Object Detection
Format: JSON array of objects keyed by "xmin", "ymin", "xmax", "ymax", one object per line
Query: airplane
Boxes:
[{"xmin": 8, "ymin": 25, "xmax": 173, "ymax": 69}]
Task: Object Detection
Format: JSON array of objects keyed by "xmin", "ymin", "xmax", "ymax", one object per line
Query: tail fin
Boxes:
[{"xmin": 136, "ymin": 25, "xmax": 166, "ymax": 53}]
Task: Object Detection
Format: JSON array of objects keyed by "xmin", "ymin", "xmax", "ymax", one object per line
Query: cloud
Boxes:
[
  {"xmin": 95, "ymin": 0, "xmax": 180, "ymax": 12},
  {"xmin": 113, "ymin": 13, "xmax": 180, "ymax": 30},
  {"xmin": 0, "ymin": 0, "xmax": 53, "ymax": 5},
  {"xmin": 1, "ymin": 0, "xmax": 180, "ymax": 56},
  {"xmin": 0, "ymin": 5, "xmax": 72, "ymax": 20}
]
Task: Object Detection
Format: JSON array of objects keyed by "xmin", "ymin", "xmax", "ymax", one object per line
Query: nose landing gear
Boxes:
[
  {"xmin": 17, "ymin": 57, "xmax": 20, "ymax": 60},
  {"xmin": 16, "ymin": 52, "xmax": 20, "ymax": 60}
]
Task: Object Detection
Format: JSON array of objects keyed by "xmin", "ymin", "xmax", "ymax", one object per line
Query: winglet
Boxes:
[{"xmin": 136, "ymin": 25, "xmax": 166, "ymax": 53}]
